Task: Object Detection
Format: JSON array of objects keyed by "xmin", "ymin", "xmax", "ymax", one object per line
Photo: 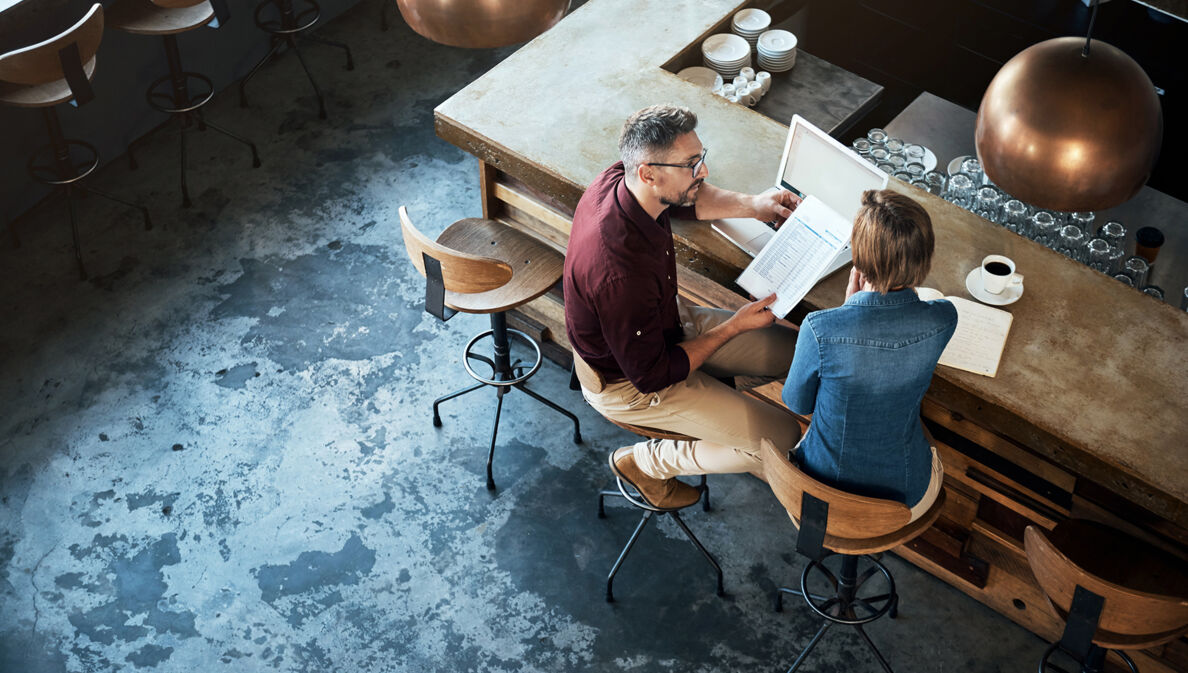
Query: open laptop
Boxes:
[{"xmin": 712, "ymin": 115, "xmax": 889, "ymax": 276}]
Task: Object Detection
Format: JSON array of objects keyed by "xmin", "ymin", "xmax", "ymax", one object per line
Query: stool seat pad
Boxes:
[
  {"xmin": 436, "ymin": 218, "xmax": 563, "ymax": 314},
  {"xmin": 108, "ymin": 0, "xmax": 215, "ymax": 35},
  {"xmin": 785, "ymin": 489, "xmax": 946, "ymax": 555},
  {"xmin": 0, "ymin": 57, "xmax": 95, "ymax": 107}
]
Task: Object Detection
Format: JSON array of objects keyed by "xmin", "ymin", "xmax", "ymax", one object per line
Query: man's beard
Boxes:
[{"xmin": 660, "ymin": 179, "xmax": 703, "ymax": 208}]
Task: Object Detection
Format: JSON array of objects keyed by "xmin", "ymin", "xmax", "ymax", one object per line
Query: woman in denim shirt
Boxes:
[{"xmin": 782, "ymin": 190, "xmax": 957, "ymax": 521}]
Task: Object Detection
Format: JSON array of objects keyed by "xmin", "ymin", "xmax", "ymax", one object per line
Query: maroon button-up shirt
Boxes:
[{"xmin": 564, "ymin": 162, "xmax": 697, "ymax": 394}]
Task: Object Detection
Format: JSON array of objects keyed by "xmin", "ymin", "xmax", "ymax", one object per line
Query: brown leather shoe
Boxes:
[{"xmin": 609, "ymin": 447, "xmax": 701, "ymax": 510}]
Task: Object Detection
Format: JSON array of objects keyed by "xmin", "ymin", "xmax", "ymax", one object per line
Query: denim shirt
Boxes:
[{"xmin": 782, "ymin": 289, "xmax": 958, "ymax": 506}]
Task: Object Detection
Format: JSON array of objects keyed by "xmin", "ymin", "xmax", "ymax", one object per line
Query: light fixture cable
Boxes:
[{"xmin": 1083, "ymin": 0, "xmax": 1100, "ymax": 57}]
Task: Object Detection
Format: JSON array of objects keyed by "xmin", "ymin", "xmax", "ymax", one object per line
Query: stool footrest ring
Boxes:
[
  {"xmin": 461, "ymin": 328, "xmax": 542, "ymax": 386},
  {"xmin": 145, "ymin": 72, "xmax": 215, "ymax": 114}
]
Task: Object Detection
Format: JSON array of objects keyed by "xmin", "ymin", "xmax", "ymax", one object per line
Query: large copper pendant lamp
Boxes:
[
  {"xmin": 975, "ymin": 2, "xmax": 1162, "ymax": 212},
  {"xmin": 395, "ymin": 0, "xmax": 570, "ymax": 49}
]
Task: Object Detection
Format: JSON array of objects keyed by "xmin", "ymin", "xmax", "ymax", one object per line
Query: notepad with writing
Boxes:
[{"xmin": 917, "ymin": 288, "xmax": 1013, "ymax": 378}]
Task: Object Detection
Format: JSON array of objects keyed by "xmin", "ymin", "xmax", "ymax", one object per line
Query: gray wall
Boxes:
[{"xmin": 0, "ymin": 0, "xmax": 363, "ymax": 223}]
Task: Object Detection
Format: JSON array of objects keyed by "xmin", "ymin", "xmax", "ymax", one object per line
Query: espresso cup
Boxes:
[{"xmin": 980, "ymin": 255, "xmax": 1023, "ymax": 295}]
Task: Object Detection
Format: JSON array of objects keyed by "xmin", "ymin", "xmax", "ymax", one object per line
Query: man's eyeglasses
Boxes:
[{"xmin": 646, "ymin": 148, "xmax": 708, "ymax": 178}]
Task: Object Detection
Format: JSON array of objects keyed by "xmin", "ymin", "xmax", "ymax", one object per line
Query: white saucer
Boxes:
[{"xmin": 965, "ymin": 268, "xmax": 1022, "ymax": 305}]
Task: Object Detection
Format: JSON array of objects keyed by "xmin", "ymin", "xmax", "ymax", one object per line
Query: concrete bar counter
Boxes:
[{"xmin": 435, "ymin": 1, "xmax": 1188, "ymax": 670}]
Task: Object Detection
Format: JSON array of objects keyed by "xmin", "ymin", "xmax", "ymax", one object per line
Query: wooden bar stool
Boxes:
[
  {"xmin": 238, "ymin": 0, "xmax": 354, "ymax": 119},
  {"xmin": 399, "ymin": 207, "xmax": 581, "ymax": 491},
  {"xmin": 1025, "ymin": 520, "xmax": 1188, "ymax": 673},
  {"xmin": 762, "ymin": 439, "xmax": 946, "ymax": 673},
  {"xmin": 0, "ymin": 3, "xmax": 152, "ymax": 279},
  {"xmin": 571, "ymin": 355, "xmax": 721, "ymax": 603},
  {"xmin": 108, "ymin": 0, "xmax": 260, "ymax": 207}
]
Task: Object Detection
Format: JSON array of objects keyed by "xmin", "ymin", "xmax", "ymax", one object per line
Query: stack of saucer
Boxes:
[
  {"xmin": 757, "ymin": 29, "xmax": 797, "ymax": 72},
  {"xmin": 702, "ymin": 33, "xmax": 751, "ymax": 79},
  {"xmin": 730, "ymin": 8, "xmax": 770, "ymax": 51}
]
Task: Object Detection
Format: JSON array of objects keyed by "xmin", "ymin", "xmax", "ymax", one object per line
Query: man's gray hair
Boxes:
[{"xmin": 618, "ymin": 104, "xmax": 698, "ymax": 176}]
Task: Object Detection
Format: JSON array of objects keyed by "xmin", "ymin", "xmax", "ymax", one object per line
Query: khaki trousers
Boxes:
[{"xmin": 581, "ymin": 305, "xmax": 802, "ymax": 479}]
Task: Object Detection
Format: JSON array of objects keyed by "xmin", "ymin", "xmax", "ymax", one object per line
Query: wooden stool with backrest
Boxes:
[
  {"xmin": 571, "ymin": 354, "xmax": 722, "ymax": 603},
  {"xmin": 0, "ymin": 3, "xmax": 152, "ymax": 279},
  {"xmin": 399, "ymin": 206, "xmax": 582, "ymax": 491},
  {"xmin": 762, "ymin": 438, "xmax": 946, "ymax": 673},
  {"xmin": 107, "ymin": 0, "xmax": 260, "ymax": 207},
  {"xmin": 1024, "ymin": 519, "xmax": 1188, "ymax": 673},
  {"xmin": 238, "ymin": 0, "xmax": 354, "ymax": 119}
]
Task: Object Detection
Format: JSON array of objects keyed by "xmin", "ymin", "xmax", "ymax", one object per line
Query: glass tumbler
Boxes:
[
  {"xmin": 905, "ymin": 161, "xmax": 926, "ymax": 178},
  {"xmin": 867, "ymin": 128, "xmax": 888, "ymax": 147},
  {"xmin": 869, "ymin": 146, "xmax": 890, "ymax": 164},
  {"xmin": 1113, "ymin": 273, "xmax": 1135, "ymax": 287},
  {"xmin": 960, "ymin": 157, "xmax": 983, "ymax": 185},
  {"xmin": 1180, "ymin": 287, "xmax": 1188, "ymax": 311},
  {"xmin": 1030, "ymin": 211, "xmax": 1059, "ymax": 246},
  {"xmin": 1141, "ymin": 285, "xmax": 1165, "ymax": 301},
  {"xmin": 886, "ymin": 153, "xmax": 906, "ymax": 169},
  {"xmin": 1001, "ymin": 199, "xmax": 1029, "ymax": 235},
  {"xmin": 1056, "ymin": 225, "xmax": 1087, "ymax": 262},
  {"xmin": 1104, "ymin": 243, "xmax": 1125, "ymax": 275},
  {"xmin": 945, "ymin": 173, "xmax": 976, "ymax": 208},
  {"xmin": 1121, "ymin": 255, "xmax": 1150, "ymax": 287},
  {"xmin": 1097, "ymin": 220, "xmax": 1126, "ymax": 248},
  {"xmin": 974, "ymin": 186, "xmax": 1003, "ymax": 223},
  {"xmin": 884, "ymin": 137, "xmax": 905, "ymax": 156},
  {"xmin": 876, "ymin": 162, "xmax": 895, "ymax": 174},
  {"xmin": 904, "ymin": 144, "xmax": 926, "ymax": 164},
  {"xmin": 892, "ymin": 170, "xmax": 914, "ymax": 183},
  {"xmin": 1084, "ymin": 238, "xmax": 1113, "ymax": 273},
  {"xmin": 1070, "ymin": 211, "xmax": 1095, "ymax": 234},
  {"xmin": 922, "ymin": 171, "xmax": 946, "ymax": 196},
  {"xmin": 851, "ymin": 138, "xmax": 872, "ymax": 157}
]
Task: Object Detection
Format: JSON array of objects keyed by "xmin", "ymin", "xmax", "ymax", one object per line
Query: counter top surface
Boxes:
[{"xmin": 436, "ymin": 0, "xmax": 1188, "ymax": 516}]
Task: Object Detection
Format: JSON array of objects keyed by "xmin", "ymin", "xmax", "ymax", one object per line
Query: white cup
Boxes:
[
  {"xmin": 721, "ymin": 83, "xmax": 736, "ymax": 97},
  {"xmin": 756, "ymin": 71, "xmax": 771, "ymax": 92},
  {"xmin": 732, "ymin": 75, "xmax": 748, "ymax": 89},
  {"xmin": 746, "ymin": 81, "xmax": 762, "ymax": 96},
  {"xmin": 980, "ymin": 255, "xmax": 1024, "ymax": 295},
  {"xmin": 727, "ymin": 94, "xmax": 740, "ymax": 104},
  {"xmin": 739, "ymin": 66, "xmax": 755, "ymax": 82}
]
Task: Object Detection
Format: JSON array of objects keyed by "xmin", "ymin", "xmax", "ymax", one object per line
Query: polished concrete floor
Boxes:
[{"xmin": 0, "ymin": 2, "xmax": 1045, "ymax": 671}]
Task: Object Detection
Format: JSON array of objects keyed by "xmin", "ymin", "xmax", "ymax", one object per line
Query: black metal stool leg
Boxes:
[
  {"xmin": 512, "ymin": 382, "xmax": 582, "ymax": 443},
  {"xmin": 606, "ymin": 510, "xmax": 653, "ymax": 603},
  {"xmin": 854, "ymin": 624, "xmax": 895, "ymax": 673},
  {"xmin": 64, "ymin": 185, "xmax": 86, "ymax": 279},
  {"xmin": 196, "ymin": 111, "xmax": 262, "ymax": 168},
  {"xmin": 432, "ymin": 381, "xmax": 485, "ymax": 426},
  {"xmin": 597, "ymin": 489, "xmax": 621, "ymax": 518},
  {"xmin": 177, "ymin": 117, "xmax": 191, "ymax": 208},
  {"xmin": 485, "ymin": 388, "xmax": 506, "ymax": 491},
  {"xmin": 74, "ymin": 183, "xmax": 153, "ymax": 230},
  {"xmin": 239, "ymin": 37, "xmax": 287, "ymax": 108},
  {"xmin": 669, "ymin": 510, "xmax": 725, "ymax": 596},
  {"xmin": 786, "ymin": 621, "xmax": 833, "ymax": 673},
  {"xmin": 298, "ymin": 31, "xmax": 354, "ymax": 70},
  {"xmin": 288, "ymin": 37, "xmax": 327, "ymax": 119}
]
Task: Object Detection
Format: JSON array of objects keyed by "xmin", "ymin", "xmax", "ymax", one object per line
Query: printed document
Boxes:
[
  {"xmin": 917, "ymin": 288, "xmax": 1013, "ymax": 377},
  {"xmin": 736, "ymin": 195, "xmax": 851, "ymax": 318}
]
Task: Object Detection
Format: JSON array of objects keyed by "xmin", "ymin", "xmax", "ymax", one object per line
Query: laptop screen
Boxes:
[{"xmin": 777, "ymin": 115, "xmax": 888, "ymax": 224}]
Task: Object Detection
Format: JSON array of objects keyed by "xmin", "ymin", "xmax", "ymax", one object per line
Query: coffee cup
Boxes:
[{"xmin": 980, "ymin": 255, "xmax": 1023, "ymax": 295}]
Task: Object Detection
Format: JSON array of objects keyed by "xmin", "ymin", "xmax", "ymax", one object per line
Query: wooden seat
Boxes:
[
  {"xmin": 399, "ymin": 206, "xmax": 581, "ymax": 492},
  {"xmin": 0, "ymin": 4, "xmax": 102, "ymax": 108},
  {"xmin": 762, "ymin": 438, "xmax": 946, "ymax": 673},
  {"xmin": 1025, "ymin": 520, "xmax": 1188, "ymax": 671},
  {"xmin": 106, "ymin": 0, "xmax": 215, "ymax": 36}
]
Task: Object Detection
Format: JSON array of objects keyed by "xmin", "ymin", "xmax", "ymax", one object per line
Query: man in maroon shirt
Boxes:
[{"xmin": 565, "ymin": 104, "xmax": 803, "ymax": 509}]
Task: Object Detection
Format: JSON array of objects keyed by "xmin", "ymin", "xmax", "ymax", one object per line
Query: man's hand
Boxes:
[
  {"xmin": 845, "ymin": 266, "xmax": 866, "ymax": 300},
  {"xmin": 727, "ymin": 293, "xmax": 778, "ymax": 334},
  {"xmin": 753, "ymin": 189, "xmax": 802, "ymax": 228}
]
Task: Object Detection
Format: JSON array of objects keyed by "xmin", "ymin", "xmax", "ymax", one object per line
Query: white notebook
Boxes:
[{"xmin": 917, "ymin": 287, "xmax": 1013, "ymax": 378}]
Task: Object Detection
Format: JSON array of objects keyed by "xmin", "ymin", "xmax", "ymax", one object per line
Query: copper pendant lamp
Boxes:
[
  {"xmin": 975, "ymin": 4, "xmax": 1162, "ymax": 212},
  {"xmin": 395, "ymin": 0, "xmax": 570, "ymax": 49}
]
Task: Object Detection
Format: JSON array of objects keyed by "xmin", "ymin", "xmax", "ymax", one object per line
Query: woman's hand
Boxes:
[{"xmin": 845, "ymin": 266, "xmax": 866, "ymax": 300}]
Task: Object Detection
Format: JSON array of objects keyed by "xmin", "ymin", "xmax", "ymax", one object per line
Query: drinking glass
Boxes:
[
  {"xmin": 1084, "ymin": 238, "xmax": 1113, "ymax": 273},
  {"xmin": 1030, "ymin": 211, "xmax": 1059, "ymax": 246},
  {"xmin": 867, "ymin": 128, "xmax": 887, "ymax": 146},
  {"xmin": 883, "ymin": 137, "xmax": 905, "ymax": 155},
  {"xmin": 905, "ymin": 161, "xmax": 926, "ymax": 178},
  {"xmin": 1001, "ymin": 199, "xmax": 1029, "ymax": 235},
  {"xmin": 886, "ymin": 153, "xmax": 906, "ymax": 169},
  {"xmin": 903, "ymin": 143, "xmax": 926, "ymax": 164},
  {"xmin": 1141, "ymin": 285, "xmax": 1165, "ymax": 301},
  {"xmin": 960, "ymin": 157, "xmax": 983, "ymax": 185},
  {"xmin": 1070, "ymin": 211, "xmax": 1095, "ymax": 234},
  {"xmin": 869, "ymin": 146, "xmax": 889, "ymax": 164},
  {"xmin": 1113, "ymin": 273, "xmax": 1135, "ymax": 287},
  {"xmin": 1180, "ymin": 287, "xmax": 1188, "ymax": 311},
  {"xmin": 876, "ymin": 162, "xmax": 895, "ymax": 174},
  {"xmin": 1097, "ymin": 220, "xmax": 1126, "ymax": 248},
  {"xmin": 921, "ymin": 171, "xmax": 946, "ymax": 196},
  {"xmin": 892, "ymin": 170, "xmax": 914, "ymax": 183},
  {"xmin": 851, "ymin": 138, "xmax": 872, "ymax": 157},
  {"xmin": 944, "ymin": 173, "xmax": 976, "ymax": 208},
  {"xmin": 1056, "ymin": 225, "xmax": 1086, "ymax": 262},
  {"xmin": 974, "ymin": 186, "xmax": 1003, "ymax": 223},
  {"xmin": 1120, "ymin": 255, "xmax": 1150, "ymax": 287},
  {"xmin": 1104, "ymin": 243, "xmax": 1125, "ymax": 275}
]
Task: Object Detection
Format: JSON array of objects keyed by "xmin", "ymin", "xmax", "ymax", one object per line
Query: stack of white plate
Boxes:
[
  {"xmin": 676, "ymin": 66, "xmax": 724, "ymax": 92},
  {"xmin": 702, "ymin": 33, "xmax": 751, "ymax": 79},
  {"xmin": 731, "ymin": 8, "xmax": 770, "ymax": 50},
  {"xmin": 757, "ymin": 29, "xmax": 797, "ymax": 73}
]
